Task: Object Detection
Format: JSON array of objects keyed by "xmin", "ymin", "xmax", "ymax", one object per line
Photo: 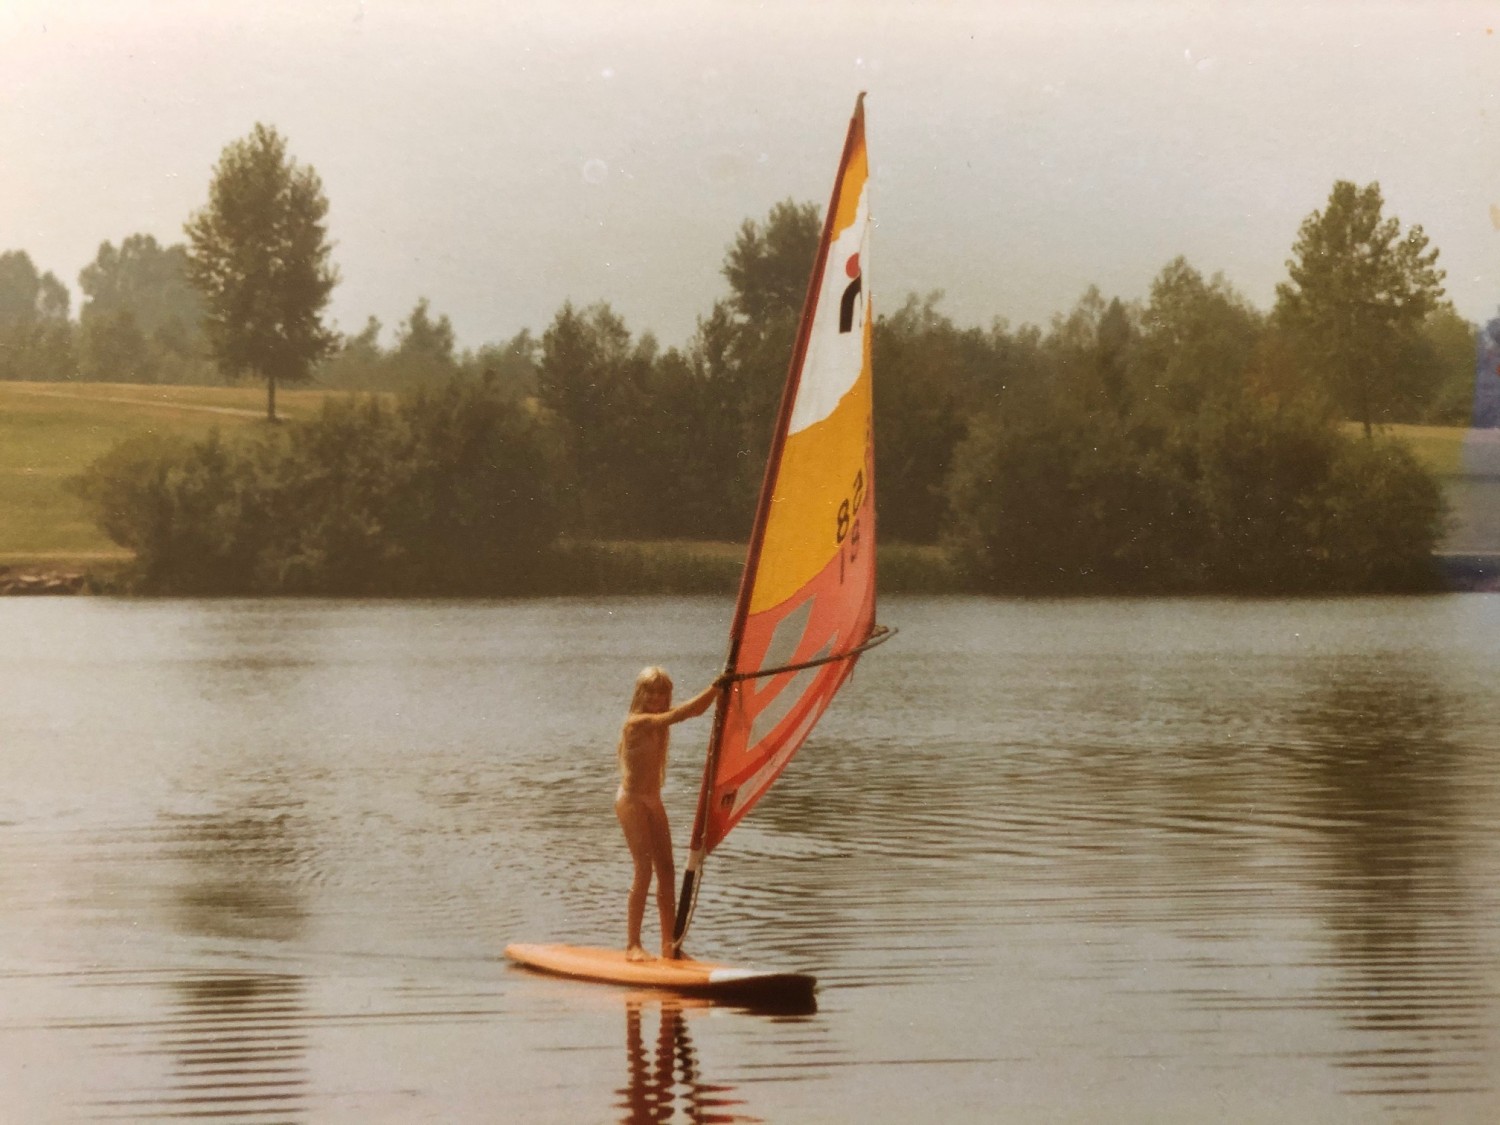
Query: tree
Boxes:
[
  {"xmin": 1275, "ymin": 181, "xmax": 1446, "ymax": 437},
  {"xmin": 1410, "ymin": 306, "xmax": 1478, "ymax": 425},
  {"xmin": 536, "ymin": 302, "xmax": 657, "ymax": 535},
  {"xmin": 184, "ymin": 123, "xmax": 338, "ymax": 421},
  {"xmin": 79, "ymin": 234, "xmax": 202, "ymax": 338},
  {"xmin": 943, "ymin": 374, "xmax": 1445, "ymax": 595},
  {"xmin": 1133, "ymin": 258, "xmax": 1262, "ymax": 416},
  {"xmin": 78, "ymin": 310, "xmax": 156, "ymax": 384},
  {"xmin": 470, "ymin": 329, "xmax": 539, "ymax": 398},
  {"xmin": 683, "ymin": 200, "xmax": 823, "ymax": 524},
  {"xmin": 941, "ymin": 259, "xmax": 1447, "ymax": 595},
  {"xmin": 943, "ymin": 398, "xmax": 1203, "ymax": 594},
  {"xmin": 386, "ymin": 298, "xmax": 457, "ymax": 391},
  {"xmin": 723, "ymin": 199, "xmax": 822, "ymax": 323},
  {"xmin": 389, "ymin": 372, "xmax": 564, "ymax": 592},
  {"xmin": 872, "ymin": 293, "xmax": 996, "ymax": 543},
  {"xmin": 0, "ymin": 249, "xmax": 73, "ymax": 381},
  {"xmin": 0, "ymin": 250, "xmax": 69, "ymax": 325},
  {"xmin": 319, "ymin": 315, "xmax": 386, "ymax": 389},
  {"xmin": 78, "ymin": 234, "xmax": 209, "ymax": 383}
]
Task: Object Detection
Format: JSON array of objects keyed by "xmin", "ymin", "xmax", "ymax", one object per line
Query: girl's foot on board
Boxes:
[{"xmin": 626, "ymin": 945, "xmax": 651, "ymax": 962}]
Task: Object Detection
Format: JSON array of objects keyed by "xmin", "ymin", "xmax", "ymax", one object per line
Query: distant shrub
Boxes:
[
  {"xmin": 1313, "ymin": 435, "xmax": 1448, "ymax": 591},
  {"xmin": 945, "ymin": 397, "xmax": 1446, "ymax": 595},
  {"xmin": 72, "ymin": 373, "xmax": 564, "ymax": 594}
]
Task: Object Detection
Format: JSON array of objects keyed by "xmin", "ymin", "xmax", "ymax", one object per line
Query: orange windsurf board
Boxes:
[{"xmin": 504, "ymin": 943, "xmax": 815, "ymax": 1006}]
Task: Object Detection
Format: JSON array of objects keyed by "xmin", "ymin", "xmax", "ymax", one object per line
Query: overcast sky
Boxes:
[{"xmin": 4, "ymin": 1, "xmax": 1498, "ymax": 351}]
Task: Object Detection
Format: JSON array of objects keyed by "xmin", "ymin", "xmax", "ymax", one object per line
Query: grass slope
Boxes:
[
  {"xmin": 0, "ymin": 381, "xmax": 355, "ymax": 565},
  {"xmin": 1373, "ymin": 423, "xmax": 1466, "ymax": 477}
]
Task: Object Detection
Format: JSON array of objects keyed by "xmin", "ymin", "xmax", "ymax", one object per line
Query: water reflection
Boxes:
[
  {"xmin": 88, "ymin": 801, "xmax": 314, "ymax": 1120},
  {"xmin": 87, "ymin": 969, "xmax": 310, "ymax": 1122},
  {"xmin": 615, "ymin": 997, "xmax": 757, "ymax": 1124},
  {"xmin": 168, "ymin": 805, "xmax": 311, "ymax": 944},
  {"xmin": 1297, "ymin": 663, "xmax": 1492, "ymax": 1104}
]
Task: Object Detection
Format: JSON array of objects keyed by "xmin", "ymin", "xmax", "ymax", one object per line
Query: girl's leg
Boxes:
[
  {"xmin": 646, "ymin": 803, "xmax": 678, "ymax": 958},
  {"xmin": 616, "ymin": 795, "xmax": 655, "ymax": 960}
]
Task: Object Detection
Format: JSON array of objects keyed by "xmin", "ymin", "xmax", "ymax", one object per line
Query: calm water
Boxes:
[{"xmin": 2, "ymin": 594, "xmax": 1499, "ymax": 1122}]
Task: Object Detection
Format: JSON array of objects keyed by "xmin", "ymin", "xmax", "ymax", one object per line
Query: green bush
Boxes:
[
  {"xmin": 945, "ymin": 396, "xmax": 1447, "ymax": 596},
  {"xmin": 72, "ymin": 373, "xmax": 564, "ymax": 594}
]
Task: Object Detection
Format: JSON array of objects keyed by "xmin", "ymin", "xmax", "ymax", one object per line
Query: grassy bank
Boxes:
[
  {"xmin": 1, "ymin": 380, "xmax": 966, "ymax": 593},
  {"xmin": 1349, "ymin": 422, "xmax": 1466, "ymax": 476},
  {"xmin": 3, "ymin": 380, "xmax": 1477, "ymax": 591},
  {"xmin": 0, "ymin": 381, "xmax": 371, "ymax": 566}
]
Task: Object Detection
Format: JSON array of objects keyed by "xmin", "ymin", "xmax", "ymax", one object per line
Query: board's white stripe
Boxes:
[{"xmin": 706, "ymin": 968, "xmax": 766, "ymax": 983}]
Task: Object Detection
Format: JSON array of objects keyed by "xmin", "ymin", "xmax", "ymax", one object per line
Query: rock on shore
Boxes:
[{"xmin": 0, "ymin": 567, "xmax": 87, "ymax": 595}]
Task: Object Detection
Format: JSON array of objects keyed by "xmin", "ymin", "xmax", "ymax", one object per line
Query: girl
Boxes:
[{"xmin": 615, "ymin": 667, "xmax": 719, "ymax": 960}]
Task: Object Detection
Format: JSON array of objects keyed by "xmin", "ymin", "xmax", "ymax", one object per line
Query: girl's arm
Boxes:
[
  {"xmin": 630, "ymin": 681, "xmax": 722, "ymax": 729},
  {"xmin": 668, "ymin": 680, "xmax": 721, "ymax": 724}
]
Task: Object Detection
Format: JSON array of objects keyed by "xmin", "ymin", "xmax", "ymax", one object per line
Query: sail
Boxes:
[{"xmin": 675, "ymin": 96, "xmax": 886, "ymax": 948}]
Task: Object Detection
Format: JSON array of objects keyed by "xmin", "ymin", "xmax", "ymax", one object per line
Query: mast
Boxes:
[{"xmin": 672, "ymin": 94, "xmax": 869, "ymax": 954}]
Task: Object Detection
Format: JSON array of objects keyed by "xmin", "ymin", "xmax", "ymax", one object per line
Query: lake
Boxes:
[{"xmin": 2, "ymin": 594, "xmax": 1498, "ymax": 1122}]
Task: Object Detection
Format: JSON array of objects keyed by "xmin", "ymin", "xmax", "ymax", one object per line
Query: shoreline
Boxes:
[{"xmin": 5, "ymin": 549, "xmax": 1496, "ymax": 597}]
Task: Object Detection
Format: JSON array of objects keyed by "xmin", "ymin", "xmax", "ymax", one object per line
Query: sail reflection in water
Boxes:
[
  {"xmin": 85, "ymin": 969, "xmax": 311, "ymax": 1122},
  {"xmin": 82, "ymin": 803, "xmax": 314, "ymax": 1121},
  {"xmin": 1293, "ymin": 663, "xmax": 1493, "ymax": 1102},
  {"xmin": 616, "ymin": 998, "xmax": 757, "ymax": 1125}
]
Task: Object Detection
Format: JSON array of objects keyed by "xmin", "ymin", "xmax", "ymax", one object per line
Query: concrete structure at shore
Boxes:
[{"xmin": 1437, "ymin": 428, "xmax": 1500, "ymax": 591}]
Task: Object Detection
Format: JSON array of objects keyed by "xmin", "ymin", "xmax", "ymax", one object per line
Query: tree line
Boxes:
[{"xmin": 31, "ymin": 124, "xmax": 1479, "ymax": 593}]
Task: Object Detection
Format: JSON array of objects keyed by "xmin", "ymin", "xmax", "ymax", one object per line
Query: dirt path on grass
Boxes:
[{"xmin": 7, "ymin": 385, "xmax": 266, "ymax": 419}]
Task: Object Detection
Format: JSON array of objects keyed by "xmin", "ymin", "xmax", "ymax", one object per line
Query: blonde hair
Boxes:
[{"xmin": 629, "ymin": 666, "xmax": 673, "ymax": 713}]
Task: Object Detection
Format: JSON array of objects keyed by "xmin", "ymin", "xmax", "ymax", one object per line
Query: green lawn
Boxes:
[
  {"xmin": 0, "ymin": 381, "xmax": 368, "ymax": 564},
  {"xmin": 1376, "ymin": 423, "xmax": 1467, "ymax": 477}
]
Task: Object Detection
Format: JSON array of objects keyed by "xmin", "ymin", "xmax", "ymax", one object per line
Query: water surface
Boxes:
[{"xmin": 2, "ymin": 595, "xmax": 1499, "ymax": 1121}]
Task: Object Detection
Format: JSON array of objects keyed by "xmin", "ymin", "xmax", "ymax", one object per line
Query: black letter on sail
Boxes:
[{"xmin": 839, "ymin": 253, "xmax": 862, "ymax": 334}]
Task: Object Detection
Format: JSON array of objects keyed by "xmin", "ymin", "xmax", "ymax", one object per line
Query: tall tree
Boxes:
[
  {"xmin": 1042, "ymin": 286, "xmax": 1138, "ymax": 411},
  {"xmin": 0, "ymin": 250, "xmax": 69, "ymax": 325},
  {"xmin": 691, "ymin": 199, "xmax": 823, "ymax": 523},
  {"xmin": 1407, "ymin": 306, "xmax": 1477, "ymax": 425},
  {"xmin": 722, "ymin": 199, "xmax": 822, "ymax": 323},
  {"xmin": 872, "ymin": 293, "xmax": 995, "ymax": 543},
  {"xmin": 536, "ymin": 302, "xmax": 656, "ymax": 535},
  {"xmin": 78, "ymin": 234, "xmax": 208, "ymax": 383},
  {"xmin": 470, "ymin": 329, "xmax": 539, "ymax": 398},
  {"xmin": 0, "ymin": 250, "xmax": 73, "ymax": 381},
  {"xmin": 1274, "ymin": 181, "xmax": 1446, "ymax": 437},
  {"xmin": 184, "ymin": 123, "xmax": 338, "ymax": 421},
  {"xmin": 1133, "ymin": 257, "xmax": 1262, "ymax": 415},
  {"xmin": 386, "ymin": 298, "xmax": 457, "ymax": 391},
  {"xmin": 317, "ymin": 316, "xmax": 387, "ymax": 390},
  {"xmin": 78, "ymin": 311, "xmax": 156, "ymax": 384},
  {"xmin": 79, "ymin": 234, "xmax": 202, "ymax": 338}
]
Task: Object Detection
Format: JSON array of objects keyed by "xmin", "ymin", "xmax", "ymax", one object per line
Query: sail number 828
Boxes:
[{"xmin": 835, "ymin": 468, "xmax": 865, "ymax": 556}]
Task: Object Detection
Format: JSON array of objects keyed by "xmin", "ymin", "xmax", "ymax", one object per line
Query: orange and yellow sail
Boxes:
[{"xmin": 675, "ymin": 95, "xmax": 887, "ymax": 948}]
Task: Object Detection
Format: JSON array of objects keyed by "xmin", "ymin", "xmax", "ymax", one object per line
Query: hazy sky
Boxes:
[{"xmin": 4, "ymin": 1, "xmax": 1498, "ymax": 351}]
